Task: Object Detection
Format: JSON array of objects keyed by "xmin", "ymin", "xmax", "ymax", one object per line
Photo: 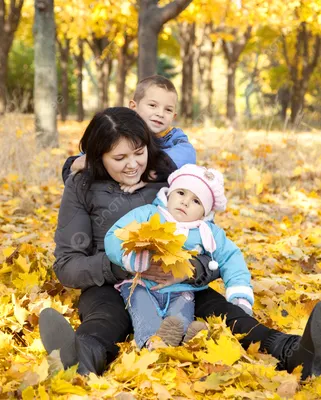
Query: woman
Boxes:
[{"xmin": 40, "ymin": 107, "xmax": 321, "ymax": 380}]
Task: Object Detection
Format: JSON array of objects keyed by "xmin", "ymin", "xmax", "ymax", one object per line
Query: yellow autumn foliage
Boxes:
[
  {"xmin": 115, "ymin": 213, "xmax": 197, "ymax": 278},
  {"xmin": 1, "ymin": 117, "xmax": 321, "ymax": 398}
]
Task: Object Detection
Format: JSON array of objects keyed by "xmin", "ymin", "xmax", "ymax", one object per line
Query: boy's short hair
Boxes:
[{"xmin": 133, "ymin": 75, "xmax": 178, "ymax": 103}]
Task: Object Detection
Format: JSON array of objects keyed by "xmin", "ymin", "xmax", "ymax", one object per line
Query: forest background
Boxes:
[{"xmin": 1, "ymin": 0, "xmax": 321, "ymax": 398}]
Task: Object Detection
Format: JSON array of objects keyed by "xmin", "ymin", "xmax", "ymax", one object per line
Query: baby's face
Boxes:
[
  {"xmin": 129, "ymin": 85, "xmax": 177, "ymax": 135},
  {"xmin": 167, "ymin": 189, "xmax": 205, "ymax": 222}
]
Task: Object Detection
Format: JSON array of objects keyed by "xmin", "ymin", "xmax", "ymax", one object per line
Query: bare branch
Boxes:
[
  {"xmin": 222, "ymin": 40, "xmax": 233, "ymax": 63},
  {"xmin": 159, "ymin": 0, "xmax": 192, "ymax": 25},
  {"xmin": 234, "ymin": 26, "xmax": 252, "ymax": 60},
  {"xmin": 308, "ymin": 35, "xmax": 321, "ymax": 75},
  {"xmin": 7, "ymin": 0, "xmax": 24, "ymax": 36},
  {"xmin": 281, "ymin": 34, "xmax": 291, "ymax": 69},
  {"xmin": 302, "ymin": 22, "xmax": 309, "ymax": 61}
]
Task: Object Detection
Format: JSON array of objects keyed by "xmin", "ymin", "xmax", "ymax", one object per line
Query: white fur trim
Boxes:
[
  {"xmin": 226, "ymin": 286, "xmax": 254, "ymax": 304},
  {"xmin": 156, "ymin": 187, "xmax": 169, "ymax": 207},
  {"xmin": 193, "ymin": 245, "xmax": 203, "ymax": 254},
  {"xmin": 203, "ymin": 212, "xmax": 214, "ymax": 222}
]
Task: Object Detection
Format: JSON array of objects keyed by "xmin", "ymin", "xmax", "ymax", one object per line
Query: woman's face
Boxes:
[{"xmin": 102, "ymin": 138, "xmax": 148, "ymax": 185}]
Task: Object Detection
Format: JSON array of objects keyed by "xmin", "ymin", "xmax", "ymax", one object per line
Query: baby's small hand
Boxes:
[
  {"xmin": 71, "ymin": 154, "xmax": 86, "ymax": 172},
  {"xmin": 120, "ymin": 181, "xmax": 147, "ymax": 193}
]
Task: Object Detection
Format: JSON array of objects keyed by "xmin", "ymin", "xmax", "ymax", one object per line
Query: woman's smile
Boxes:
[{"xmin": 102, "ymin": 138, "xmax": 148, "ymax": 186}]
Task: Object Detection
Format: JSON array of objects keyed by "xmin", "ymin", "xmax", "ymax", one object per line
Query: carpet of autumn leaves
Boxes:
[{"xmin": 1, "ymin": 115, "xmax": 321, "ymax": 399}]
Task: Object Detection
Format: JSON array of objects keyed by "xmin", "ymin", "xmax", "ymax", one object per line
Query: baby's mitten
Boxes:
[{"xmin": 231, "ymin": 298, "xmax": 253, "ymax": 316}]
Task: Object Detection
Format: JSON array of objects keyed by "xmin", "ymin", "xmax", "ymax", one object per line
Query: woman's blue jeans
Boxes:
[{"xmin": 120, "ymin": 283, "xmax": 195, "ymax": 348}]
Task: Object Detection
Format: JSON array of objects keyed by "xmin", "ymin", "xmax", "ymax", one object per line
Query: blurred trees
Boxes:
[
  {"xmin": 2, "ymin": 0, "xmax": 321, "ymax": 131},
  {"xmin": 0, "ymin": 0, "xmax": 24, "ymax": 115},
  {"xmin": 138, "ymin": 0, "xmax": 192, "ymax": 79}
]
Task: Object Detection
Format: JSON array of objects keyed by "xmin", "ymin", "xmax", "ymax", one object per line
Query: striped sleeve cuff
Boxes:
[
  {"xmin": 130, "ymin": 250, "xmax": 151, "ymax": 273},
  {"xmin": 226, "ymin": 286, "xmax": 254, "ymax": 305},
  {"xmin": 122, "ymin": 252, "xmax": 135, "ymax": 272}
]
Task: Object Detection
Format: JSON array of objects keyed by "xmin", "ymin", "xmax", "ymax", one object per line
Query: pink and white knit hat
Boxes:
[{"xmin": 167, "ymin": 164, "xmax": 227, "ymax": 216}]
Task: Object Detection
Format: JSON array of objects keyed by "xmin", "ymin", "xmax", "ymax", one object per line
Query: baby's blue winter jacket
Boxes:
[{"xmin": 104, "ymin": 198, "xmax": 254, "ymax": 306}]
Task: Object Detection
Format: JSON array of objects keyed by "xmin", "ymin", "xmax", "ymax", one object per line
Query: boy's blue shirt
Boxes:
[
  {"xmin": 156, "ymin": 127, "xmax": 196, "ymax": 168},
  {"xmin": 105, "ymin": 197, "xmax": 253, "ymax": 304}
]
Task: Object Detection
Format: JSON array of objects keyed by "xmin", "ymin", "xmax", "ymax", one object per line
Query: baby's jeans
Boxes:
[{"xmin": 120, "ymin": 283, "xmax": 194, "ymax": 348}]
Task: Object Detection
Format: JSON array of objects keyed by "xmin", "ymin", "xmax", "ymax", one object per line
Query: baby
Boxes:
[{"xmin": 105, "ymin": 164, "xmax": 254, "ymax": 348}]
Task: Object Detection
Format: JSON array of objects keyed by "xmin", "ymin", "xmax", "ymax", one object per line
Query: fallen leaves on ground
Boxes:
[{"xmin": 1, "ymin": 119, "xmax": 321, "ymax": 398}]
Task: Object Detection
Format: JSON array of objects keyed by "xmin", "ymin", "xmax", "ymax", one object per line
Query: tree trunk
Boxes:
[
  {"xmin": 138, "ymin": 14, "xmax": 159, "ymax": 80},
  {"xmin": 0, "ymin": 0, "xmax": 24, "ymax": 114},
  {"xmin": 116, "ymin": 48, "xmax": 127, "ymax": 106},
  {"xmin": 138, "ymin": 0, "xmax": 192, "ymax": 80},
  {"xmin": 222, "ymin": 26, "xmax": 252, "ymax": 122},
  {"xmin": 88, "ymin": 37, "xmax": 113, "ymax": 109},
  {"xmin": 0, "ymin": 48, "xmax": 8, "ymax": 115},
  {"xmin": 277, "ymin": 86, "xmax": 291, "ymax": 121},
  {"xmin": 116, "ymin": 34, "xmax": 135, "ymax": 106},
  {"xmin": 282, "ymin": 23, "xmax": 321, "ymax": 124},
  {"xmin": 34, "ymin": 0, "xmax": 58, "ymax": 148},
  {"xmin": 74, "ymin": 40, "xmax": 84, "ymax": 122},
  {"xmin": 226, "ymin": 61, "xmax": 237, "ymax": 121},
  {"xmin": 95, "ymin": 57, "xmax": 113, "ymax": 109},
  {"xmin": 291, "ymin": 80, "xmax": 307, "ymax": 124},
  {"xmin": 179, "ymin": 22, "xmax": 195, "ymax": 122},
  {"xmin": 197, "ymin": 23, "xmax": 215, "ymax": 119},
  {"xmin": 57, "ymin": 37, "xmax": 70, "ymax": 122}
]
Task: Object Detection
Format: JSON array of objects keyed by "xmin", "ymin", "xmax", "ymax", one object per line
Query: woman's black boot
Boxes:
[
  {"xmin": 261, "ymin": 302, "xmax": 321, "ymax": 380},
  {"xmin": 39, "ymin": 308, "xmax": 78, "ymax": 369},
  {"xmin": 75, "ymin": 334, "xmax": 107, "ymax": 376}
]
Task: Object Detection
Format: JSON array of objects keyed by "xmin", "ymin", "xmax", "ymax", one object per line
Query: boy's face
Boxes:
[
  {"xmin": 167, "ymin": 189, "xmax": 205, "ymax": 222},
  {"xmin": 129, "ymin": 85, "xmax": 177, "ymax": 135}
]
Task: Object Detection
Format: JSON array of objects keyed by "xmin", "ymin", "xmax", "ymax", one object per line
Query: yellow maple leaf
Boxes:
[
  {"xmin": 115, "ymin": 213, "xmax": 197, "ymax": 278},
  {"xmin": 38, "ymin": 386, "xmax": 49, "ymax": 400},
  {"xmin": 21, "ymin": 386, "xmax": 35, "ymax": 400},
  {"xmin": 196, "ymin": 336, "xmax": 242, "ymax": 366},
  {"xmin": 2, "ymin": 247, "xmax": 16, "ymax": 258},
  {"xmin": 12, "ymin": 271, "xmax": 40, "ymax": 293},
  {"xmin": 193, "ymin": 371, "xmax": 240, "ymax": 393},
  {"xmin": 15, "ymin": 254, "xmax": 30, "ymax": 273},
  {"xmin": 12, "ymin": 294, "xmax": 29, "ymax": 326}
]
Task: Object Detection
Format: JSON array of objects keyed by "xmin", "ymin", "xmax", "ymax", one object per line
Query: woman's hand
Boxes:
[
  {"xmin": 120, "ymin": 180, "xmax": 147, "ymax": 193},
  {"xmin": 139, "ymin": 261, "xmax": 171, "ymax": 282},
  {"xmin": 139, "ymin": 261, "xmax": 188, "ymax": 290},
  {"xmin": 150, "ymin": 275, "xmax": 187, "ymax": 291}
]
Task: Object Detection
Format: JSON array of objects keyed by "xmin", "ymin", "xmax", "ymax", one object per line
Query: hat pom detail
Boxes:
[{"xmin": 208, "ymin": 260, "xmax": 219, "ymax": 271}]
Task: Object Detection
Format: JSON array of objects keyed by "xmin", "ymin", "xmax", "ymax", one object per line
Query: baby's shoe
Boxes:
[
  {"xmin": 183, "ymin": 321, "xmax": 208, "ymax": 343},
  {"xmin": 156, "ymin": 316, "xmax": 184, "ymax": 347}
]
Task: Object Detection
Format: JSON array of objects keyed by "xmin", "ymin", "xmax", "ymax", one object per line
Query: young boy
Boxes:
[{"xmin": 62, "ymin": 75, "xmax": 196, "ymax": 183}]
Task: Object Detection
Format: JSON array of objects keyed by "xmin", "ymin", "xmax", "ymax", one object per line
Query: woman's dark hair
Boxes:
[{"xmin": 78, "ymin": 107, "xmax": 175, "ymax": 187}]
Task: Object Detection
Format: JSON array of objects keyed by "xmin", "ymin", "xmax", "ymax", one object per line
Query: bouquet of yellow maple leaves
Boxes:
[{"xmin": 115, "ymin": 214, "xmax": 197, "ymax": 280}]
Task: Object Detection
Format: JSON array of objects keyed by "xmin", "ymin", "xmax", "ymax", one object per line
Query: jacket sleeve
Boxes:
[
  {"xmin": 163, "ymin": 129, "xmax": 196, "ymax": 169},
  {"xmin": 186, "ymin": 254, "xmax": 220, "ymax": 287},
  {"xmin": 104, "ymin": 205, "xmax": 155, "ymax": 273},
  {"xmin": 53, "ymin": 176, "xmax": 124, "ymax": 289},
  {"xmin": 62, "ymin": 156, "xmax": 80, "ymax": 184},
  {"xmin": 211, "ymin": 226, "xmax": 254, "ymax": 305}
]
